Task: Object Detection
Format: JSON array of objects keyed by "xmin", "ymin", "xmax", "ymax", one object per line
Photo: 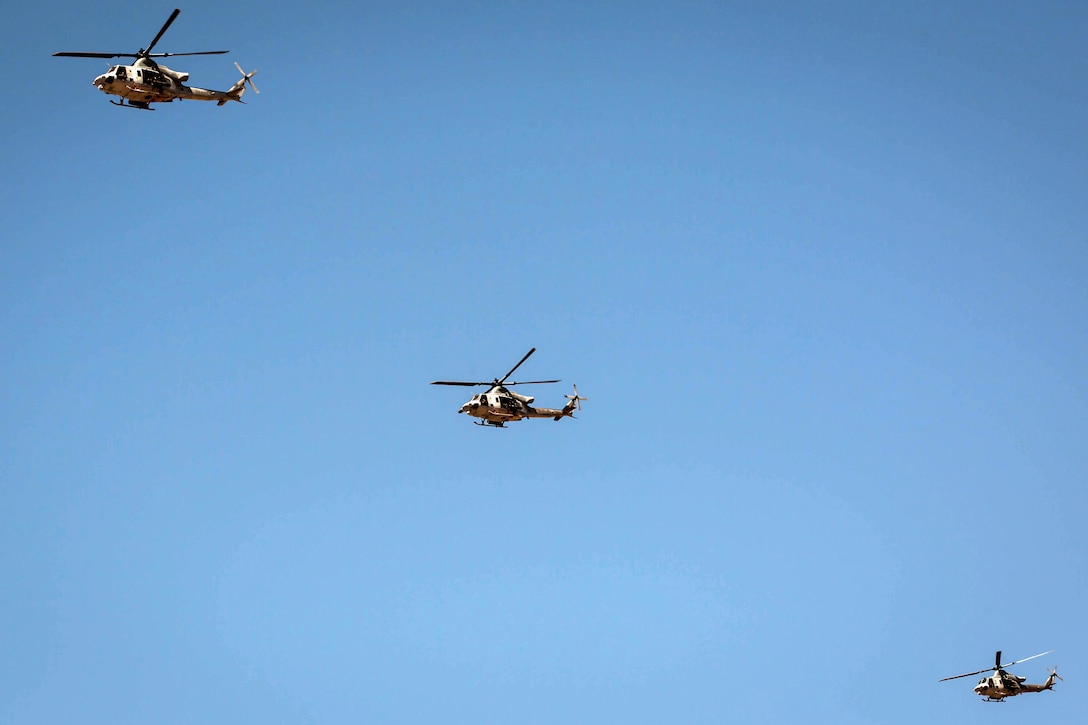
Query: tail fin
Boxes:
[
  {"xmin": 219, "ymin": 62, "xmax": 259, "ymax": 105},
  {"xmin": 1044, "ymin": 667, "xmax": 1063, "ymax": 690},
  {"xmin": 553, "ymin": 385, "xmax": 587, "ymax": 421}
]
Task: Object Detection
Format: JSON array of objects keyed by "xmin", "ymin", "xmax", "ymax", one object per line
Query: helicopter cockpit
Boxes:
[
  {"xmin": 94, "ymin": 64, "xmax": 170, "ymax": 87},
  {"xmin": 93, "ymin": 67, "xmax": 119, "ymax": 89},
  {"xmin": 96, "ymin": 65, "xmax": 133, "ymax": 84}
]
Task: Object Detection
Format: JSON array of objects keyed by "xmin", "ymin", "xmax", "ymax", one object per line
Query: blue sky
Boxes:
[{"xmin": 3, "ymin": 1, "xmax": 1086, "ymax": 722}]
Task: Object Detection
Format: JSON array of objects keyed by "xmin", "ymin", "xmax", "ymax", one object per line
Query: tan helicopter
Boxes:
[
  {"xmin": 940, "ymin": 650, "xmax": 1061, "ymax": 702},
  {"xmin": 54, "ymin": 8, "xmax": 257, "ymax": 110},
  {"xmin": 431, "ymin": 348, "xmax": 586, "ymax": 428}
]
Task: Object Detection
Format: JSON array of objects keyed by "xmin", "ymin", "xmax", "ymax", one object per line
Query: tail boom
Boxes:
[
  {"xmin": 1020, "ymin": 668, "xmax": 1062, "ymax": 694},
  {"xmin": 525, "ymin": 385, "xmax": 586, "ymax": 421}
]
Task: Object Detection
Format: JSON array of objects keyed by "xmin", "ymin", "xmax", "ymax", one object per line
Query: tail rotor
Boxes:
[
  {"xmin": 554, "ymin": 384, "xmax": 587, "ymax": 420},
  {"xmin": 1046, "ymin": 667, "xmax": 1063, "ymax": 688},
  {"xmin": 565, "ymin": 384, "xmax": 587, "ymax": 412},
  {"xmin": 234, "ymin": 61, "xmax": 259, "ymax": 94}
]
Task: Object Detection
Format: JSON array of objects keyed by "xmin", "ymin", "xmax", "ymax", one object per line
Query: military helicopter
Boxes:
[
  {"xmin": 54, "ymin": 8, "xmax": 257, "ymax": 110},
  {"xmin": 431, "ymin": 348, "xmax": 586, "ymax": 428},
  {"xmin": 940, "ymin": 650, "xmax": 1061, "ymax": 702}
]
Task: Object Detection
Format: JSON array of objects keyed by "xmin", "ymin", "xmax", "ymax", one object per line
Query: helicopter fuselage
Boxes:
[
  {"xmin": 458, "ymin": 385, "xmax": 567, "ymax": 425},
  {"xmin": 93, "ymin": 61, "xmax": 241, "ymax": 105},
  {"xmin": 973, "ymin": 670, "xmax": 1058, "ymax": 701},
  {"xmin": 973, "ymin": 671, "xmax": 1026, "ymax": 700}
]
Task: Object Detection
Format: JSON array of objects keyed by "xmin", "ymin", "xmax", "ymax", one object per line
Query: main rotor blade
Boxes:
[
  {"xmin": 54, "ymin": 52, "xmax": 138, "ymax": 58},
  {"xmin": 1001, "ymin": 651, "xmax": 1053, "ymax": 669},
  {"xmin": 505, "ymin": 380, "xmax": 560, "ymax": 386},
  {"xmin": 430, "ymin": 381, "xmax": 490, "ymax": 386},
  {"xmin": 54, "ymin": 49, "xmax": 227, "ymax": 59},
  {"xmin": 939, "ymin": 667, "xmax": 996, "ymax": 682},
  {"xmin": 939, "ymin": 650, "xmax": 1054, "ymax": 682},
  {"xmin": 147, "ymin": 51, "xmax": 229, "ymax": 57},
  {"xmin": 146, "ymin": 8, "xmax": 181, "ymax": 55},
  {"xmin": 499, "ymin": 348, "xmax": 536, "ymax": 385}
]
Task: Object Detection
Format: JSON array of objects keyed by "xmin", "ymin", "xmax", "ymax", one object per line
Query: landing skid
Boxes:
[
  {"xmin": 474, "ymin": 421, "xmax": 507, "ymax": 428},
  {"xmin": 110, "ymin": 99, "xmax": 153, "ymax": 110}
]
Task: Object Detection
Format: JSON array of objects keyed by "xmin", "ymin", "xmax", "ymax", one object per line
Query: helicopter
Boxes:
[
  {"xmin": 940, "ymin": 650, "xmax": 1062, "ymax": 702},
  {"xmin": 54, "ymin": 8, "xmax": 257, "ymax": 110},
  {"xmin": 431, "ymin": 348, "xmax": 586, "ymax": 428}
]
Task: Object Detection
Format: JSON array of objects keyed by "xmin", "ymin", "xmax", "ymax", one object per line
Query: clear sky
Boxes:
[{"xmin": 3, "ymin": 1, "xmax": 1086, "ymax": 722}]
